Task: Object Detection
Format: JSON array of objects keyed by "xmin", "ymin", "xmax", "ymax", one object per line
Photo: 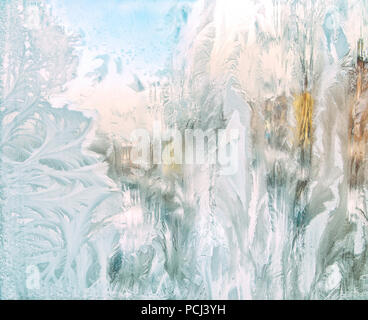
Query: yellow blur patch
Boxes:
[
  {"xmin": 293, "ymin": 92, "xmax": 314, "ymax": 148},
  {"xmin": 162, "ymin": 142, "xmax": 182, "ymax": 176}
]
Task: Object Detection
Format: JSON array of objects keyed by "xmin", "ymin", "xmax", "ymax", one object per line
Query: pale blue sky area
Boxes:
[{"xmin": 50, "ymin": 0, "xmax": 196, "ymax": 72}]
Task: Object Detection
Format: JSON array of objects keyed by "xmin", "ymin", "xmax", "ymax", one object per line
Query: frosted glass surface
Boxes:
[{"xmin": 1, "ymin": 0, "xmax": 368, "ymax": 299}]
